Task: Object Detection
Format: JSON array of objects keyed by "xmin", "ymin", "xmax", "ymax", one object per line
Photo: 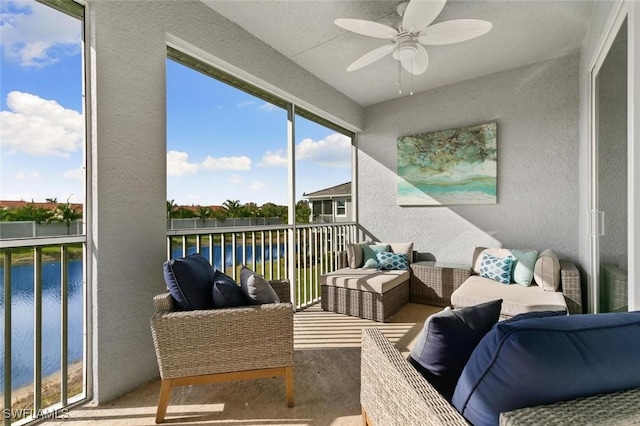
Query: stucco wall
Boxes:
[
  {"xmin": 358, "ymin": 53, "xmax": 580, "ymax": 265},
  {"xmin": 88, "ymin": 0, "xmax": 362, "ymax": 403}
]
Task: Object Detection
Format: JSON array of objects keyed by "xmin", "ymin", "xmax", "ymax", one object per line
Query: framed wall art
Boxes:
[{"xmin": 397, "ymin": 121, "xmax": 497, "ymax": 205}]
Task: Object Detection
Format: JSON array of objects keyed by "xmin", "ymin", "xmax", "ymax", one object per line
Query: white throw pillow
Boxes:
[{"xmin": 533, "ymin": 249, "xmax": 561, "ymax": 292}]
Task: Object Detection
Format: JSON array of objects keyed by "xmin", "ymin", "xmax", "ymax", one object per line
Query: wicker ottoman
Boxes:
[
  {"xmin": 320, "ymin": 268, "xmax": 410, "ymax": 322},
  {"xmin": 410, "ymin": 261, "xmax": 472, "ymax": 307}
]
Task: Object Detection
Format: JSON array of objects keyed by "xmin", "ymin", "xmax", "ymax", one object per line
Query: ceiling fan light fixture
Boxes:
[{"xmin": 392, "ymin": 40, "xmax": 418, "ymax": 62}]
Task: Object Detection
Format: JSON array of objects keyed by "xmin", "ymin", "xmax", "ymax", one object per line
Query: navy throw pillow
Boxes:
[
  {"xmin": 212, "ymin": 270, "xmax": 248, "ymax": 308},
  {"xmin": 408, "ymin": 299, "xmax": 502, "ymax": 401},
  {"xmin": 163, "ymin": 253, "xmax": 215, "ymax": 310},
  {"xmin": 452, "ymin": 311, "xmax": 640, "ymax": 426}
]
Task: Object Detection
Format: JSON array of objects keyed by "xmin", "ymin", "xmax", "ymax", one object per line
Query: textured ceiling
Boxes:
[{"xmin": 202, "ymin": 0, "xmax": 595, "ymax": 107}]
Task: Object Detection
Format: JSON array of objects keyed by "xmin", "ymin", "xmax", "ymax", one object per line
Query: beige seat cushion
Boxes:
[
  {"xmin": 320, "ymin": 268, "xmax": 409, "ymax": 294},
  {"xmin": 451, "ymin": 275, "xmax": 567, "ymax": 318}
]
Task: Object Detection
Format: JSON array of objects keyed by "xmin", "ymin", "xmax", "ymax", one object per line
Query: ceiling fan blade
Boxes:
[
  {"xmin": 417, "ymin": 19, "xmax": 493, "ymax": 45},
  {"xmin": 400, "ymin": 44, "xmax": 429, "ymax": 75},
  {"xmin": 402, "ymin": 0, "xmax": 447, "ymax": 32},
  {"xmin": 335, "ymin": 18, "xmax": 397, "ymax": 39},
  {"xmin": 347, "ymin": 44, "xmax": 395, "ymax": 72}
]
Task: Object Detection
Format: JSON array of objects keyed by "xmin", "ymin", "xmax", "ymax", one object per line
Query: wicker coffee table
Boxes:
[{"xmin": 410, "ymin": 261, "xmax": 472, "ymax": 307}]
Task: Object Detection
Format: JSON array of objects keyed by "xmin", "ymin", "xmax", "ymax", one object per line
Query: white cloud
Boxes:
[
  {"xmin": 297, "ymin": 133, "xmax": 351, "ymax": 167},
  {"xmin": 0, "ymin": 1, "xmax": 81, "ymax": 68},
  {"xmin": 167, "ymin": 150, "xmax": 199, "ymax": 177},
  {"xmin": 259, "ymin": 103, "xmax": 278, "ymax": 112},
  {"xmin": 201, "ymin": 156, "xmax": 251, "ymax": 171},
  {"xmin": 237, "ymin": 101, "xmax": 255, "ymax": 108},
  {"xmin": 16, "ymin": 170, "xmax": 38, "ymax": 179},
  {"xmin": 0, "ymin": 91, "xmax": 83, "ymax": 157},
  {"xmin": 258, "ymin": 134, "xmax": 351, "ymax": 168},
  {"xmin": 259, "ymin": 149, "xmax": 288, "ymax": 167},
  {"xmin": 63, "ymin": 166, "xmax": 84, "ymax": 180},
  {"xmin": 250, "ymin": 181, "xmax": 266, "ymax": 190}
]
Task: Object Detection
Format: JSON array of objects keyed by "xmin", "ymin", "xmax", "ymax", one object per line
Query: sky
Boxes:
[{"xmin": 0, "ymin": 0, "xmax": 352, "ymax": 207}]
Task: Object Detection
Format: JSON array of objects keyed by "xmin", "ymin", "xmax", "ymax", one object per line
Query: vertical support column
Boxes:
[
  {"xmin": 34, "ymin": 247, "xmax": 43, "ymax": 412},
  {"xmin": 208, "ymin": 234, "xmax": 214, "ymax": 266},
  {"xmin": 220, "ymin": 233, "xmax": 226, "ymax": 275},
  {"xmin": 630, "ymin": 3, "xmax": 639, "ymax": 311},
  {"xmin": 231, "ymin": 233, "xmax": 237, "ymax": 280},
  {"xmin": 4, "ymin": 249, "xmax": 12, "ymax": 426},
  {"xmin": 268, "ymin": 230, "xmax": 273, "ymax": 280},
  {"xmin": 287, "ymin": 104, "xmax": 297, "ymax": 307},
  {"xmin": 61, "ymin": 245, "xmax": 69, "ymax": 406}
]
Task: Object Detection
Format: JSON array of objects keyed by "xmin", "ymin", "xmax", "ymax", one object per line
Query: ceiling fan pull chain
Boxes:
[
  {"xmin": 410, "ymin": 59, "xmax": 414, "ymax": 95},
  {"xmin": 398, "ymin": 50, "xmax": 402, "ymax": 94}
]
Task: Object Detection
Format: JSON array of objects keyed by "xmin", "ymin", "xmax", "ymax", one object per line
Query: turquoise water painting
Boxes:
[{"xmin": 397, "ymin": 122, "xmax": 497, "ymax": 205}]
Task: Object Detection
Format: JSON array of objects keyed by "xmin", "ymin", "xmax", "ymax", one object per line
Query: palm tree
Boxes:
[
  {"xmin": 222, "ymin": 199, "xmax": 242, "ymax": 218},
  {"xmin": 167, "ymin": 199, "xmax": 178, "ymax": 219},
  {"xmin": 195, "ymin": 205, "xmax": 212, "ymax": 226},
  {"xmin": 52, "ymin": 199, "xmax": 82, "ymax": 235}
]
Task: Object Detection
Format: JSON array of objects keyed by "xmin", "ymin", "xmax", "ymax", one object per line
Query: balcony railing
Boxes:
[
  {"xmin": 1, "ymin": 236, "xmax": 87, "ymax": 426},
  {"xmin": 0, "ymin": 221, "xmax": 358, "ymax": 425},
  {"xmin": 167, "ymin": 222, "xmax": 359, "ymax": 308}
]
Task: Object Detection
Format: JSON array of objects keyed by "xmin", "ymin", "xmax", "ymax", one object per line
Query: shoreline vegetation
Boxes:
[
  {"xmin": 1, "ymin": 361, "xmax": 83, "ymax": 417},
  {"xmin": 1, "ymin": 246, "xmax": 83, "ymax": 266}
]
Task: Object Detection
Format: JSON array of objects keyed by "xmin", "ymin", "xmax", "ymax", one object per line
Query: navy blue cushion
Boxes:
[
  {"xmin": 163, "ymin": 253, "xmax": 215, "ymax": 310},
  {"xmin": 408, "ymin": 299, "xmax": 502, "ymax": 401},
  {"xmin": 452, "ymin": 311, "xmax": 640, "ymax": 426},
  {"xmin": 502, "ymin": 309, "xmax": 567, "ymax": 324},
  {"xmin": 212, "ymin": 270, "xmax": 248, "ymax": 308}
]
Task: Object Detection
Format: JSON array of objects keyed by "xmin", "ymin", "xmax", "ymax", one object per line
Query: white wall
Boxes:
[
  {"xmin": 358, "ymin": 53, "xmax": 580, "ymax": 265},
  {"xmin": 88, "ymin": 0, "xmax": 362, "ymax": 403}
]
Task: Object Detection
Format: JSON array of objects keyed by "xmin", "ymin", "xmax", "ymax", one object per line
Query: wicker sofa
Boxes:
[
  {"xmin": 361, "ymin": 325, "xmax": 640, "ymax": 426},
  {"xmin": 451, "ymin": 247, "xmax": 582, "ymax": 317}
]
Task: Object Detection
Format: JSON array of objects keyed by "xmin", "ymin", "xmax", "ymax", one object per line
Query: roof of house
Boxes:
[
  {"xmin": 0, "ymin": 200, "xmax": 84, "ymax": 211},
  {"xmin": 303, "ymin": 182, "xmax": 351, "ymax": 199},
  {"xmin": 176, "ymin": 204, "xmax": 225, "ymax": 213}
]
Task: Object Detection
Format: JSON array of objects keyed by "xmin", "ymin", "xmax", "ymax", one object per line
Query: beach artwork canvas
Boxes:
[{"xmin": 397, "ymin": 122, "xmax": 497, "ymax": 205}]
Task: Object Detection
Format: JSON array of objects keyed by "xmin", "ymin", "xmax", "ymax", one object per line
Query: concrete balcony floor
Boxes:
[{"xmin": 48, "ymin": 302, "xmax": 440, "ymax": 425}]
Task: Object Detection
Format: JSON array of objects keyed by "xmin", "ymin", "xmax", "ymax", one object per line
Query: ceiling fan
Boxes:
[{"xmin": 335, "ymin": 0, "xmax": 492, "ymax": 76}]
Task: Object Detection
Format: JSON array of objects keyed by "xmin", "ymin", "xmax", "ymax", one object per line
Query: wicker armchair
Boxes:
[{"xmin": 150, "ymin": 279, "xmax": 294, "ymax": 423}]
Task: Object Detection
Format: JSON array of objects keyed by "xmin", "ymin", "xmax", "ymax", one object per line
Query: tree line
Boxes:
[
  {"xmin": 0, "ymin": 198, "xmax": 82, "ymax": 234},
  {"xmin": 0, "ymin": 198, "xmax": 312, "ymax": 228},
  {"xmin": 167, "ymin": 199, "xmax": 312, "ymax": 224}
]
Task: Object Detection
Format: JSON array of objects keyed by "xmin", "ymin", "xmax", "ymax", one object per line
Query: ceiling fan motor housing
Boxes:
[{"xmin": 392, "ymin": 40, "xmax": 418, "ymax": 61}]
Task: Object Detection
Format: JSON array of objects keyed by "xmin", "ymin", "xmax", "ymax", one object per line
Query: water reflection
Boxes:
[{"xmin": 0, "ymin": 259, "xmax": 84, "ymax": 390}]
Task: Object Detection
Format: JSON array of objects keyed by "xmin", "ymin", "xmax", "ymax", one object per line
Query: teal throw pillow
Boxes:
[
  {"xmin": 479, "ymin": 253, "xmax": 513, "ymax": 284},
  {"xmin": 376, "ymin": 252, "xmax": 409, "ymax": 270},
  {"xmin": 511, "ymin": 249, "xmax": 538, "ymax": 286},
  {"xmin": 361, "ymin": 244, "xmax": 389, "ymax": 269}
]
